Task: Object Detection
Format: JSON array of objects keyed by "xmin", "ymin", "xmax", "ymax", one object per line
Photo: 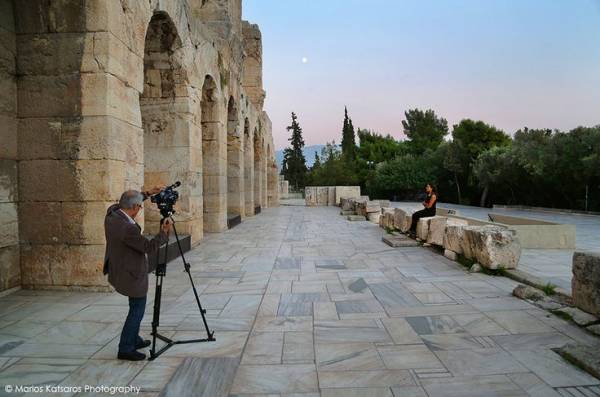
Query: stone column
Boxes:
[
  {"xmin": 227, "ymin": 134, "xmax": 244, "ymax": 218},
  {"xmin": 0, "ymin": 0, "xmax": 19, "ymax": 292},
  {"xmin": 244, "ymin": 128, "xmax": 255, "ymax": 216},
  {"xmin": 14, "ymin": 1, "xmax": 145, "ymax": 289}
]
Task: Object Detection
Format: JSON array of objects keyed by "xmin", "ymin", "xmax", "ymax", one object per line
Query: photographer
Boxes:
[{"xmin": 103, "ymin": 187, "xmax": 172, "ymax": 361}]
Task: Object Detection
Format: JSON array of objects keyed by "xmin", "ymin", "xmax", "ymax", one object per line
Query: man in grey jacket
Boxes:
[{"xmin": 104, "ymin": 189, "xmax": 171, "ymax": 361}]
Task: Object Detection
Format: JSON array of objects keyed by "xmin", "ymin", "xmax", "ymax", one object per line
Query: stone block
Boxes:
[
  {"xmin": 0, "ymin": 115, "xmax": 17, "ymax": 160},
  {"xmin": 61, "ymin": 201, "xmax": 112, "ymax": 244},
  {"xmin": 462, "ymin": 225, "xmax": 521, "ymax": 269},
  {"xmin": 20, "ymin": 243, "xmax": 107, "ymax": 288},
  {"xmin": 335, "ymin": 186, "xmax": 361, "ymax": 205},
  {"xmin": 16, "ymin": 33, "xmax": 85, "ymax": 76},
  {"xmin": 347, "ymin": 215, "xmax": 366, "ymax": 221},
  {"xmin": 81, "ymin": 73, "xmax": 141, "ymax": 126},
  {"xmin": 553, "ymin": 306, "xmax": 598, "ymax": 327},
  {"xmin": 365, "ymin": 201, "xmax": 381, "ymax": 214},
  {"xmin": 341, "ymin": 198, "xmax": 354, "ymax": 211},
  {"xmin": 444, "ymin": 225, "xmax": 466, "ymax": 255},
  {"xmin": 340, "ymin": 210, "xmax": 354, "ymax": 216},
  {"xmin": 572, "ymin": 251, "xmax": 600, "ymax": 316},
  {"xmin": 0, "ymin": 71, "xmax": 16, "ymax": 114},
  {"xmin": 17, "ymin": 74, "xmax": 81, "ymax": 118},
  {"xmin": 0, "ymin": 202, "xmax": 18, "ymax": 248},
  {"xmin": 512, "ymin": 285, "xmax": 544, "ymax": 301},
  {"xmin": 317, "ymin": 187, "xmax": 329, "ymax": 206},
  {"xmin": 305, "ymin": 187, "xmax": 317, "ymax": 206},
  {"xmin": 443, "ymin": 249, "xmax": 457, "ymax": 261},
  {"xmin": 0, "ymin": 159, "xmax": 18, "ymax": 202},
  {"xmin": 15, "ymin": 0, "xmax": 87, "ymax": 34},
  {"xmin": 427, "ymin": 217, "xmax": 469, "ymax": 247},
  {"xmin": 327, "ymin": 186, "xmax": 336, "ymax": 206},
  {"xmin": 393, "ymin": 208, "xmax": 413, "ymax": 233},
  {"xmin": 367, "ymin": 212, "xmax": 381, "ymax": 224},
  {"xmin": 0, "ymin": 244, "xmax": 20, "ymax": 291},
  {"xmin": 382, "ymin": 234, "xmax": 419, "ymax": 248},
  {"xmin": 416, "ymin": 216, "xmax": 435, "ymax": 241},
  {"xmin": 18, "ymin": 201, "xmax": 61, "ymax": 245},
  {"xmin": 379, "ymin": 200, "xmax": 391, "ymax": 208}
]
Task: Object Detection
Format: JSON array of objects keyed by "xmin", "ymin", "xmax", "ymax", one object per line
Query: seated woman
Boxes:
[{"xmin": 410, "ymin": 183, "xmax": 437, "ymax": 234}]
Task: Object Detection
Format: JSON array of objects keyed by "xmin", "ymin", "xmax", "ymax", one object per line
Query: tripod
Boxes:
[{"xmin": 149, "ymin": 216, "xmax": 215, "ymax": 360}]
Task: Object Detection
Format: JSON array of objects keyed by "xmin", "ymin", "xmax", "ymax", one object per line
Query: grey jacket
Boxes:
[{"xmin": 103, "ymin": 204, "xmax": 168, "ymax": 297}]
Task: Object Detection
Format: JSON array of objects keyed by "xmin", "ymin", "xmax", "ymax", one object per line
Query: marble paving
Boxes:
[{"xmin": 0, "ymin": 205, "xmax": 599, "ymax": 396}]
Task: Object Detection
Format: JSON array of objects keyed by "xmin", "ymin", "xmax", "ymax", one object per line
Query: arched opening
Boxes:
[
  {"xmin": 243, "ymin": 119, "xmax": 254, "ymax": 216},
  {"xmin": 253, "ymin": 128, "xmax": 262, "ymax": 213},
  {"xmin": 226, "ymin": 97, "xmax": 243, "ymax": 226},
  {"xmin": 202, "ymin": 75, "xmax": 227, "ymax": 232},
  {"xmin": 141, "ymin": 12, "xmax": 200, "ymax": 240}
]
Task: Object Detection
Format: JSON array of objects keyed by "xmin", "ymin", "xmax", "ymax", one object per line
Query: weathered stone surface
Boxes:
[
  {"xmin": 556, "ymin": 343, "xmax": 600, "ymax": 380},
  {"xmin": 586, "ymin": 324, "xmax": 600, "ymax": 336},
  {"xmin": 572, "ymin": 251, "xmax": 600, "ymax": 316},
  {"xmin": 347, "ymin": 215, "xmax": 366, "ymax": 221},
  {"xmin": 444, "ymin": 225, "xmax": 466, "ymax": 255},
  {"xmin": 367, "ymin": 212, "xmax": 381, "ymax": 224},
  {"xmin": 393, "ymin": 208, "xmax": 413, "ymax": 233},
  {"xmin": 327, "ymin": 186, "xmax": 336, "ymax": 206},
  {"xmin": 426, "ymin": 216, "xmax": 468, "ymax": 246},
  {"xmin": 462, "ymin": 225, "xmax": 521, "ymax": 269},
  {"xmin": 512, "ymin": 285, "xmax": 544, "ymax": 301},
  {"xmin": 382, "ymin": 234, "xmax": 419, "ymax": 248},
  {"xmin": 340, "ymin": 210, "xmax": 354, "ymax": 216},
  {"xmin": 443, "ymin": 249, "xmax": 457, "ymax": 261},
  {"xmin": 416, "ymin": 216, "xmax": 436, "ymax": 241},
  {"xmin": 365, "ymin": 201, "xmax": 381, "ymax": 214},
  {"xmin": 0, "ymin": 244, "xmax": 20, "ymax": 290},
  {"xmin": 335, "ymin": 186, "xmax": 361, "ymax": 205},
  {"xmin": 379, "ymin": 200, "xmax": 391, "ymax": 208},
  {"xmin": 469, "ymin": 263, "xmax": 482, "ymax": 273},
  {"xmin": 554, "ymin": 307, "xmax": 599, "ymax": 327}
]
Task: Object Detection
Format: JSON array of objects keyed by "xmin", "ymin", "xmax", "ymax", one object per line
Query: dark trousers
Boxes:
[
  {"xmin": 410, "ymin": 208, "xmax": 436, "ymax": 232},
  {"xmin": 118, "ymin": 296, "xmax": 147, "ymax": 353}
]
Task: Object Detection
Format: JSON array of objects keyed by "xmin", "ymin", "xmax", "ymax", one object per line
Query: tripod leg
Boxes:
[
  {"xmin": 170, "ymin": 218, "xmax": 215, "ymax": 341},
  {"xmin": 150, "ymin": 220, "xmax": 169, "ymax": 359}
]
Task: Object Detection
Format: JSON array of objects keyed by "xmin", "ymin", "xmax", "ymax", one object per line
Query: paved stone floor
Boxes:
[
  {"xmin": 393, "ymin": 202, "xmax": 600, "ymax": 292},
  {"xmin": 1, "ymin": 205, "xmax": 599, "ymax": 396}
]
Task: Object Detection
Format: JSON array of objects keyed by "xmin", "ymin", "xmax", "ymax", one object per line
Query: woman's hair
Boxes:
[{"xmin": 426, "ymin": 183, "xmax": 437, "ymax": 194}]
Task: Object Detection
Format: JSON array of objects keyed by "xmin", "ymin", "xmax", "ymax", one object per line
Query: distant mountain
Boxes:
[{"xmin": 275, "ymin": 144, "xmax": 330, "ymax": 169}]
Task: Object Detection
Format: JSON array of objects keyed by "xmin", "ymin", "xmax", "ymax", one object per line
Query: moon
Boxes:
[{"xmin": 301, "ymin": 57, "xmax": 308, "ymax": 64}]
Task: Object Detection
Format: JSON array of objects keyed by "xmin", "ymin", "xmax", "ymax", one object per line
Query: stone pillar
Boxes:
[
  {"xmin": 253, "ymin": 130, "xmax": 263, "ymax": 211},
  {"xmin": 244, "ymin": 125, "xmax": 255, "ymax": 216},
  {"xmin": 0, "ymin": 0, "xmax": 20, "ymax": 292},
  {"xmin": 14, "ymin": 2, "xmax": 147, "ymax": 290},
  {"xmin": 261, "ymin": 148, "xmax": 268, "ymax": 208},
  {"xmin": 202, "ymin": 76, "xmax": 227, "ymax": 233},
  {"xmin": 227, "ymin": 134, "xmax": 244, "ymax": 218},
  {"xmin": 242, "ymin": 22, "xmax": 265, "ymax": 108},
  {"xmin": 267, "ymin": 162, "xmax": 279, "ymax": 207}
]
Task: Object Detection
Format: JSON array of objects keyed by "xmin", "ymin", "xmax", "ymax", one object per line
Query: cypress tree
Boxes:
[
  {"xmin": 282, "ymin": 112, "xmax": 308, "ymax": 190},
  {"xmin": 341, "ymin": 106, "xmax": 356, "ymax": 160}
]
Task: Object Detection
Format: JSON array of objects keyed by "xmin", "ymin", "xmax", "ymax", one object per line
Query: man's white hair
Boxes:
[{"xmin": 119, "ymin": 190, "xmax": 144, "ymax": 209}]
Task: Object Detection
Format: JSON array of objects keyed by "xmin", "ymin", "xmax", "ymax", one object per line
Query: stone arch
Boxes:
[
  {"xmin": 253, "ymin": 128, "xmax": 263, "ymax": 212},
  {"xmin": 141, "ymin": 11, "xmax": 202, "ymax": 241},
  {"xmin": 243, "ymin": 119, "xmax": 254, "ymax": 216},
  {"xmin": 226, "ymin": 96, "xmax": 243, "ymax": 224},
  {"xmin": 202, "ymin": 75, "xmax": 227, "ymax": 232}
]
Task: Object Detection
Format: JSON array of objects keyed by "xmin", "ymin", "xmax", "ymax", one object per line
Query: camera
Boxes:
[{"xmin": 151, "ymin": 181, "xmax": 181, "ymax": 218}]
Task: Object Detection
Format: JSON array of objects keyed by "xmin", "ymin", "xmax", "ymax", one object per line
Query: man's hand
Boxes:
[
  {"xmin": 144, "ymin": 185, "xmax": 165, "ymax": 196},
  {"xmin": 162, "ymin": 218, "xmax": 173, "ymax": 235}
]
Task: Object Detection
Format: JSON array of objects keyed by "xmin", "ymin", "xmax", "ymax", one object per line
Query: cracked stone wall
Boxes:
[
  {"xmin": 2, "ymin": 0, "xmax": 277, "ymax": 291},
  {"xmin": 0, "ymin": 0, "xmax": 19, "ymax": 291}
]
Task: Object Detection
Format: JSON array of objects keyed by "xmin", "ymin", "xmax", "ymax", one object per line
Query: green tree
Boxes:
[
  {"xmin": 473, "ymin": 146, "xmax": 512, "ymax": 206},
  {"xmin": 282, "ymin": 112, "xmax": 308, "ymax": 190},
  {"xmin": 447, "ymin": 119, "xmax": 510, "ymax": 205},
  {"xmin": 402, "ymin": 109, "xmax": 448, "ymax": 155},
  {"xmin": 341, "ymin": 107, "xmax": 357, "ymax": 160},
  {"xmin": 369, "ymin": 154, "xmax": 436, "ymax": 199}
]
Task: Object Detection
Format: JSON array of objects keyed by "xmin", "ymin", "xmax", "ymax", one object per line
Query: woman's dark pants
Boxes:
[
  {"xmin": 410, "ymin": 208, "xmax": 436, "ymax": 232},
  {"xmin": 118, "ymin": 296, "xmax": 147, "ymax": 353}
]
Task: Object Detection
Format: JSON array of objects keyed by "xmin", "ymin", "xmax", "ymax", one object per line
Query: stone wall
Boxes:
[
  {"xmin": 0, "ymin": 0, "xmax": 19, "ymax": 291},
  {"xmin": 1, "ymin": 0, "xmax": 277, "ymax": 292},
  {"xmin": 572, "ymin": 251, "xmax": 600, "ymax": 316}
]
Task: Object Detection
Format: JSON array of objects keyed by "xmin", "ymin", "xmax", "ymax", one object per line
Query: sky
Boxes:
[{"xmin": 243, "ymin": 0, "xmax": 600, "ymax": 150}]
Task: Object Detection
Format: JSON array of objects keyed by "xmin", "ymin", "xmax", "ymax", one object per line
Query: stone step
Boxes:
[
  {"xmin": 382, "ymin": 234, "xmax": 419, "ymax": 247},
  {"xmin": 347, "ymin": 215, "xmax": 366, "ymax": 221}
]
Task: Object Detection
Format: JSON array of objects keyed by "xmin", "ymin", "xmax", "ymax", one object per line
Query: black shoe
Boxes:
[
  {"xmin": 135, "ymin": 339, "xmax": 151, "ymax": 350},
  {"xmin": 117, "ymin": 351, "xmax": 146, "ymax": 361}
]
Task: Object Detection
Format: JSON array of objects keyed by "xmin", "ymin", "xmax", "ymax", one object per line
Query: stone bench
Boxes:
[{"xmin": 572, "ymin": 251, "xmax": 600, "ymax": 316}]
